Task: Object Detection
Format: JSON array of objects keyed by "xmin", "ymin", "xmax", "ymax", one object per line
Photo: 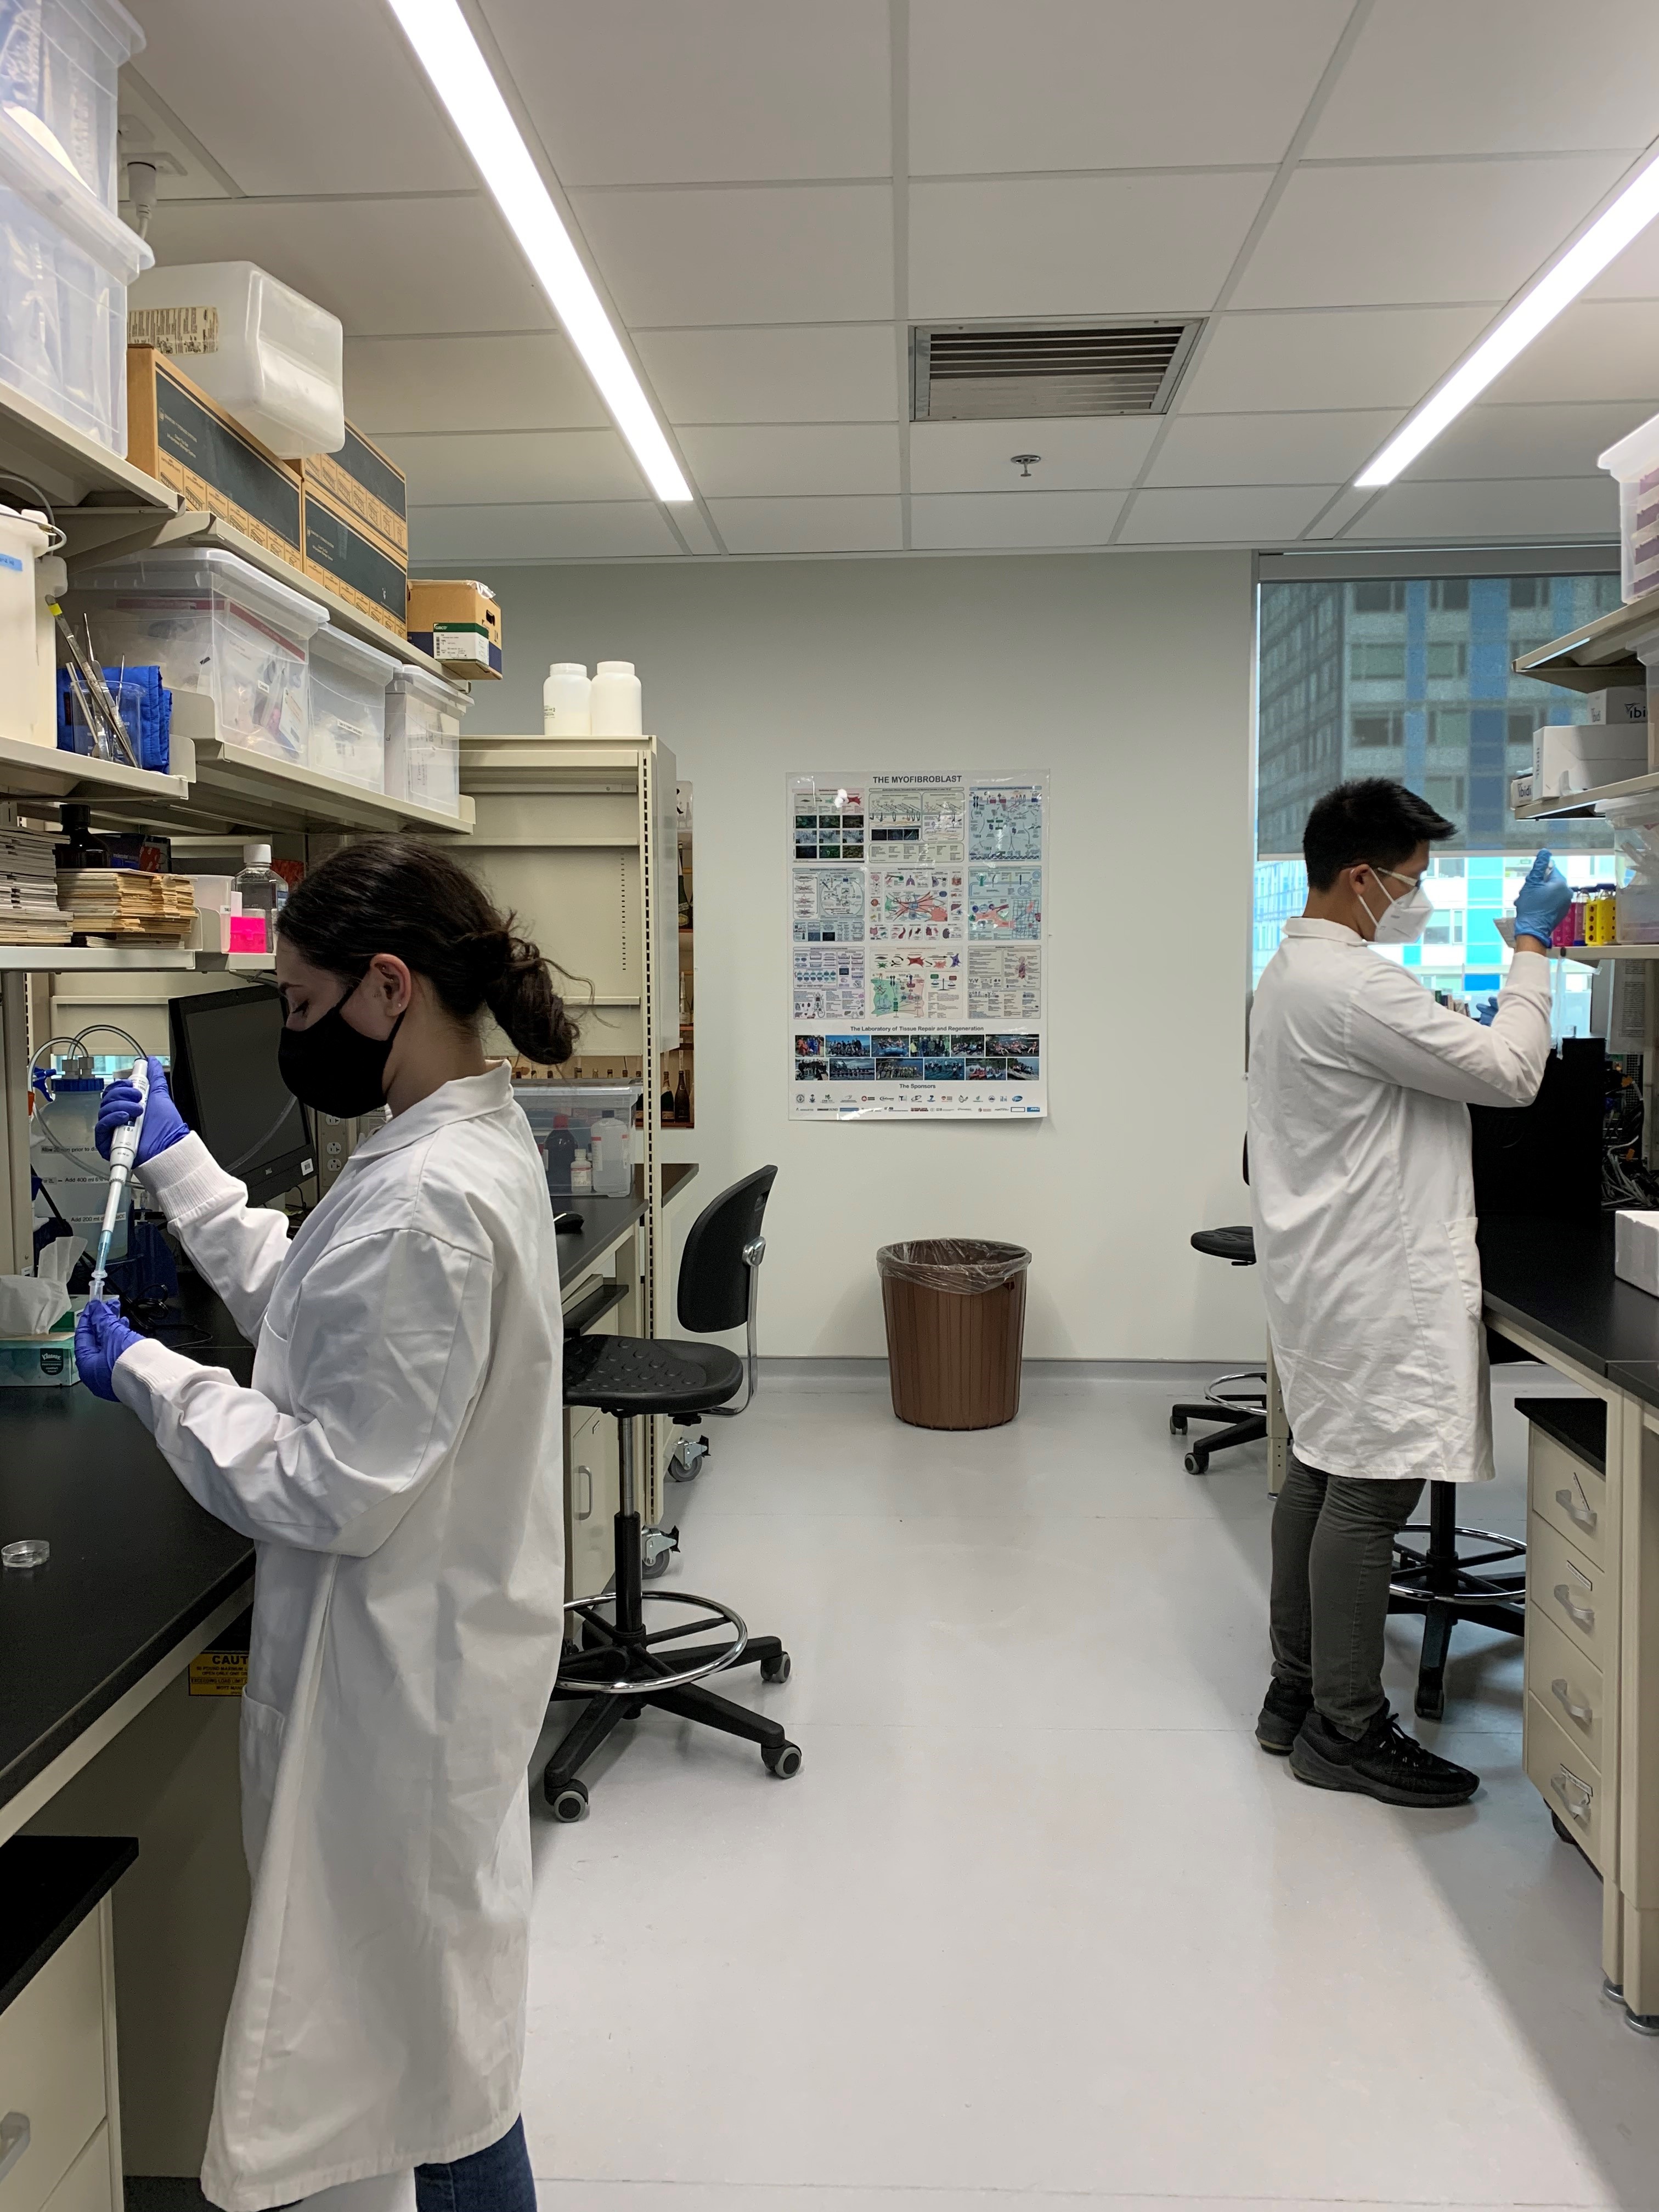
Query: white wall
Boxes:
[{"xmin": 461, "ymin": 551, "xmax": 1263, "ymax": 1360}]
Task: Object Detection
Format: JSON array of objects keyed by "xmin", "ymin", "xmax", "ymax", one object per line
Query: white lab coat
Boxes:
[
  {"xmin": 112, "ymin": 1063, "xmax": 565, "ymax": 2210},
  {"xmin": 1246, "ymin": 920, "xmax": 1553, "ymax": 1485}
]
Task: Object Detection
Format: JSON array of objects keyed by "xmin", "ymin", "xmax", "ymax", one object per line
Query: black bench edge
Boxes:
[{"xmin": 0, "ymin": 1834, "xmax": 138, "ymax": 2016}]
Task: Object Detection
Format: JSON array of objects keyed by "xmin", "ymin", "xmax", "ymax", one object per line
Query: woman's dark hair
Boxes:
[
  {"xmin": 276, "ymin": 838, "xmax": 578, "ymax": 1066},
  {"xmin": 1302, "ymin": 778, "xmax": 1455, "ymax": 891}
]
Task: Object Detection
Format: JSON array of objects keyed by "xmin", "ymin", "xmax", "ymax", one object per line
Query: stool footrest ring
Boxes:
[{"xmin": 556, "ymin": 1588, "xmax": 749, "ymax": 1696}]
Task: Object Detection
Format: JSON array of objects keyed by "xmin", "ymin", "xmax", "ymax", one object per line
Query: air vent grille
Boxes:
[{"xmin": 911, "ymin": 320, "xmax": 1201, "ymax": 421}]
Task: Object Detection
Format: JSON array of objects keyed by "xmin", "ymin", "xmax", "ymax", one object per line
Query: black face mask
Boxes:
[{"xmin": 276, "ymin": 980, "xmax": 404, "ymax": 1119}]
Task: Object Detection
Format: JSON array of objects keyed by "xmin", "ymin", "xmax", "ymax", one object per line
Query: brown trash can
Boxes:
[{"xmin": 877, "ymin": 1239, "xmax": 1031, "ymax": 1430}]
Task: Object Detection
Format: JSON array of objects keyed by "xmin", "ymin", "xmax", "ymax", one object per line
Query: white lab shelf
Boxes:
[
  {"xmin": 1514, "ymin": 771, "xmax": 1659, "ymax": 822},
  {"xmin": 193, "ymin": 952, "xmax": 273, "ymax": 973},
  {"xmin": 1564, "ymin": 943, "xmax": 1659, "ymax": 962},
  {"xmin": 0, "ymin": 732, "xmax": 191, "ymax": 808},
  {"xmin": 0, "ymin": 944, "xmax": 196, "ymax": 970},
  {"xmin": 0, "ymin": 382, "xmax": 176, "ymax": 512},
  {"xmin": 1514, "ymin": 596, "xmax": 1659, "ymax": 692}
]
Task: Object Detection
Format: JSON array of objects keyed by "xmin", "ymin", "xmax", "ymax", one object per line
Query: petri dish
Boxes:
[{"xmin": 2, "ymin": 1540, "xmax": 49, "ymax": 1570}]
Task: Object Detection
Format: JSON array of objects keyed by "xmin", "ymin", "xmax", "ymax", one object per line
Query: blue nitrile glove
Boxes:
[
  {"xmin": 95, "ymin": 1056, "xmax": 188, "ymax": 1165},
  {"xmin": 75, "ymin": 1297, "xmax": 144, "ymax": 1401},
  {"xmin": 1513, "ymin": 848, "xmax": 1572, "ymax": 945}
]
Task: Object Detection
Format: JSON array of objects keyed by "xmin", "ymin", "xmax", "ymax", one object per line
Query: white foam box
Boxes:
[
  {"xmin": 1585, "ymin": 687, "xmax": 1649, "ymax": 723},
  {"xmin": 1615, "ymin": 1210, "xmax": 1659, "ymax": 1296},
  {"xmin": 1534, "ymin": 722, "xmax": 1647, "ymax": 797}
]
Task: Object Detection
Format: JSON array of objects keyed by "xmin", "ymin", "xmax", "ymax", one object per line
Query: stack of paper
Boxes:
[
  {"xmin": 56, "ymin": 870, "xmax": 197, "ymax": 942},
  {"xmin": 0, "ymin": 830, "xmax": 72, "ymax": 945}
]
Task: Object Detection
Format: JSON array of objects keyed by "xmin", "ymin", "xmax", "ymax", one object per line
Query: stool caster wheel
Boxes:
[
  {"xmin": 548, "ymin": 1779, "xmax": 588, "ymax": 1824},
  {"xmin": 1170, "ymin": 1414, "xmax": 1187, "ymax": 1435},
  {"xmin": 761, "ymin": 1652, "xmax": 792, "ymax": 1684},
  {"xmin": 763, "ymin": 1741, "xmax": 803, "ymax": 1779},
  {"xmin": 1552, "ymin": 1813, "xmax": 1581, "ymax": 1848},
  {"xmin": 1185, "ymin": 1449, "xmax": 1209, "ymax": 1475}
]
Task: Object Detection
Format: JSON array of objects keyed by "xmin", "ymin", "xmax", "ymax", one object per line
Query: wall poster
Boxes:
[{"xmin": 786, "ymin": 771, "xmax": 1048, "ymax": 1120}]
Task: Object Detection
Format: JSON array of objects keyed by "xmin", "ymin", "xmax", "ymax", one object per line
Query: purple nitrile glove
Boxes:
[
  {"xmin": 95, "ymin": 1055, "xmax": 188, "ymax": 1166},
  {"xmin": 75, "ymin": 1297, "xmax": 144, "ymax": 1401}
]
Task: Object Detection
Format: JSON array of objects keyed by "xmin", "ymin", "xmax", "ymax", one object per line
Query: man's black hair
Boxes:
[{"xmin": 1302, "ymin": 778, "xmax": 1456, "ymax": 891}]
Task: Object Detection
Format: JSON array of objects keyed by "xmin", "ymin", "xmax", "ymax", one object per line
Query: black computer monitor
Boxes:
[{"xmin": 168, "ymin": 984, "xmax": 314, "ymax": 1207}]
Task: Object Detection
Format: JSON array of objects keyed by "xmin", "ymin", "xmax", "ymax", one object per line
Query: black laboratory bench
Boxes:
[
  {"xmin": 1479, "ymin": 1212, "xmax": 1659, "ymax": 1409},
  {"xmin": 554, "ymin": 1159, "xmax": 698, "ymax": 1284}
]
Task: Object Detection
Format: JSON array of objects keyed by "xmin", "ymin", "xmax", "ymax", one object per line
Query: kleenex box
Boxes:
[{"xmin": 1615, "ymin": 1210, "xmax": 1659, "ymax": 1295}]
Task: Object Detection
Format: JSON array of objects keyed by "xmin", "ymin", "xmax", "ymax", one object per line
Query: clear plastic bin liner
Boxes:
[{"xmin": 877, "ymin": 1239, "xmax": 1031, "ymax": 1293}]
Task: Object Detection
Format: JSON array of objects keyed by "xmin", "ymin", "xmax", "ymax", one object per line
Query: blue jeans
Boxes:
[{"xmin": 415, "ymin": 2118, "xmax": 535, "ymax": 2212}]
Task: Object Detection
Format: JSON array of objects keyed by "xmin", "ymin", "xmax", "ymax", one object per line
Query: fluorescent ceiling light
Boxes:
[
  {"xmin": 1355, "ymin": 151, "xmax": 1659, "ymax": 489},
  {"xmin": 385, "ymin": 0, "xmax": 691, "ymax": 504}
]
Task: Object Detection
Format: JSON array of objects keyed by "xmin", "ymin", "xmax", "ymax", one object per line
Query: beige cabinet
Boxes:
[
  {"xmin": 0, "ymin": 1908, "xmax": 122, "ymax": 2212},
  {"xmin": 1522, "ymin": 1411, "xmax": 1616, "ymax": 1878}
]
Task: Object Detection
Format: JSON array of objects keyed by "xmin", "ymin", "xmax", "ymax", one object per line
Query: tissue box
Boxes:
[
  {"xmin": 0, "ymin": 1337, "xmax": 77, "ymax": 1387},
  {"xmin": 1586, "ymin": 687, "xmax": 1649, "ymax": 724},
  {"xmin": 1534, "ymin": 722, "xmax": 1647, "ymax": 798},
  {"xmin": 1616, "ymin": 1210, "xmax": 1659, "ymax": 1295}
]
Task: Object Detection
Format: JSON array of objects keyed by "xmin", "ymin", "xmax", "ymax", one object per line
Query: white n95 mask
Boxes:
[{"xmin": 1368, "ymin": 881, "xmax": 1432, "ymax": 945}]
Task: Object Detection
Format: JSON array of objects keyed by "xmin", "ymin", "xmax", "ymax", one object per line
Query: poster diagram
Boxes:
[
  {"xmin": 968, "ymin": 946, "xmax": 1042, "ymax": 1022},
  {"xmin": 868, "ymin": 867, "xmax": 965, "ymax": 943},
  {"xmin": 968, "ymin": 865, "xmax": 1042, "ymax": 941},
  {"xmin": 870, "ymin": 949, "xmax": 964, "ymax": 1023},
  {"xmin": 789, "ymin": 775, "xmax": 865, "ymax": 862},
  {"xmin": 793, "ymin": 946, "xmax": 866, "ymax": 1022},
  {"xmin": 786, "ymin": 770, "xmax": 1047, "ymax": 1120},
  {"xmin": 969, "ymin": 783, "xmax": 1043, "ymax": 860},
  {"xmin": 868, "ymin": 774, "xmax": 965, "ymax": 864},
  {"xmin": 792, "ymin": 866, "xmax": 865, "ymax": 943}
]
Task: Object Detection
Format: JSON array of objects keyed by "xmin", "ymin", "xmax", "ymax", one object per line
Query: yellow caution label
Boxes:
[{"xmin": 189, "ymin": 1649, "xmax": 247, "ymax": 1696}]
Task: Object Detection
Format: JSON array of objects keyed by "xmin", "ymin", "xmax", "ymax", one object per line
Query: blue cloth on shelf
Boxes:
[{"xmin": 57, "ymin": 664, "xmax": 171, "ymax": 772}]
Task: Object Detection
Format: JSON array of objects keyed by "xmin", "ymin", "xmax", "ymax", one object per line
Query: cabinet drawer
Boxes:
[
  {"xmin": 1526, "ymin": 1691, "xmax": 1604, "ymax": 1869},
  {"xmin": 1526, "ymin": 1601, "xmax": 1606, "ymax": 1768},
  {"xmin": 1527, "ymin": 1513, "xmax": 1608, "ymax": 1669},
  {"xmin": 0, "ymin": 1917, "xmax": 106, "ymax": 2212},
  {"xmin": 1530, "ymin": 1427, "xmax": 1607, "ymax": 1571},
  {"xmin": 40, "ymin": 2128, "xmax": 110, "ymax": 2212}
]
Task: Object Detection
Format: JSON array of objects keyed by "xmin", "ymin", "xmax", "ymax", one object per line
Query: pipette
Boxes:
[{"xmin": 87, "ymin": 1057, "xmax": 148, "ymax": 1302}]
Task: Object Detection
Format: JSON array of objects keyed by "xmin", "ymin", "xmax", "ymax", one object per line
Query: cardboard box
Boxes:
[
  {"xmin": 406, "ymin": 578, "xmax": 501, "ymax": 679},
  {"xmin": 1585, "ymin": 686, "xmax": 1649, "ymax": 724},
  {"xmin": 1534, "ymin": 721, "xmax": 1647, "ymax": 798},
  {"xmin": 127, "ymin": 347, "xmax": 303, "ymax": 565},
  {"xmin": 300, "ymin": 424, "xmax": 407, "ymax": 558},
  {"xmin": 302, "ymin": 482, "xmax": 408, "ymax": 636}
]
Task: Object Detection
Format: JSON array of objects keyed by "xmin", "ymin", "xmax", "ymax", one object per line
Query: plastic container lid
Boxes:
[
  {"xmin": 75, "ymin": 544, "xmax": 330, "ymax": 639},
  {"xmin": 388, "ymin": 663, "xmax": 471, "ymax": 713},
  {"xmin": 1601, "ymin": 411, "xmax": 1659, "ymax": 483},
  {"xmin": 0, "ymin": 100, "xmax": 151, "ymax": 280},
  {"xmin": 47, "ymin": 0, "xmax": 146, "ymax": 64},
  {"xmin": 310, "ymin": 624, "xmax": 400, "ymax": 685},
  {"xmin": 595, "ymin": 660, "xmax": 636, "ymax": 675}
]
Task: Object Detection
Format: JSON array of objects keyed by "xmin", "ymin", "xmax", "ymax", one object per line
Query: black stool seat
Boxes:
[
  {"xmin": 563, "ymin": 1331, "xmax": 744, "ymax": 1415},
  {"xmin": 1191, "ymin": 1225, "xmax": 1255, "ymax": 1266}
]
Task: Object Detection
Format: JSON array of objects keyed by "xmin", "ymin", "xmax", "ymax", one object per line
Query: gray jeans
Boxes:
[{"xmin": 1269, "ymin": 1452, "xmax": 1424, "ymax": 1738}]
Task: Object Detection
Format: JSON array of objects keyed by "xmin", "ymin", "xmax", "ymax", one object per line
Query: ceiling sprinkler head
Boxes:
[{"xmin": 1011, "ymin": 452, "xmax": 1040, "ymax": 478}]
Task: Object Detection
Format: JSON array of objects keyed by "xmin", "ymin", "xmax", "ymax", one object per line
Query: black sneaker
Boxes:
[
  {"xmin": 1256, "ymin": 1679, "xmax": 1313, "ymax": 1754},
  {"xmin": 1290, "ymin": 1705, "xmax": 1479, "ymax": 1807}
]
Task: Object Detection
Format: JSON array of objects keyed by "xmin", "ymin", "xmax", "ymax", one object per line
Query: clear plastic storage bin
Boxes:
[
  {"xmin": 385, "ymin": 665, "xmax": 468, "ymax": 816},
  {"xmin": 0, "ymin": 99, "xmax": 150, "ymax": 452},
  {"xmin": 1600, "ymin": 413, "xmax": 1659, "ymax": 605},
  {"xmin": 0, "ymin": 0, "xmax": 144, "ymax": 208},
  {"xmin": 127, "ymin": 260, "xmax": 345, "ymax": 456},
  {"xmin": 67, "ymin": 546, "xmax": 326, "ymax": 762},
  {"xmin": 308, "ymin": 623, "xmax": 398, "ymax": 789},
  {"xmin": 514, "ymin": 1081, "xmax": 642, "ymax": 1198}
]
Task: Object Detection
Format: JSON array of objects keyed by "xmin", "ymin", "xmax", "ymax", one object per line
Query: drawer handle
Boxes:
[
  {"xmin": 1549, "ymin": 1769, "xmax": 1594, "ymax": 1828},
  {"xmin": 1554, "ymin": 1486, "xmax": 1598, "ymax": 1535},
  {"xmin": 1553, "ymin": 1583, "xmax": 1596, "ymax": 1634},
  {"xmin": 0, "ymin": 2113, "xmax": 29, "ymax": 2185},
  {"xmin": 1550, "ymin": 1677, "xmax": 1595, "ymax": 1729},
  {"xmin": 575, "ymin": 1466, "xmax": 593, "ymax": 1521}
]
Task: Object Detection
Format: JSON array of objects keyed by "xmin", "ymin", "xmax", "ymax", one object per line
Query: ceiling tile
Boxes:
[
  {"xmin": 910, "ymin": 0, "xmax": 1351, "ymax": 173},
  {"xmin": 1402, "ymin": 402, "xmax": 1653, "ymax": 483},
  {"xmin": 377, "ymin": 431, "xmax": 648, "ymax": 505},
  {"xmin": 633, "ymin": 325, "xmax": 898, "ymax": 424},
  {"xmin": 1115, "ymin": 485, "xmax": 1335, "ymax": 543},
  {"xmin": 482, "ymin": 0, "xmax": 890, "ymax": 186},
  {"xmin": 409, "ymin": 503, "xmax": 680, "ymax": 562},
  {"xmin": 1482, "ymin": 303, "xmax": 1659, "ymax": 404},
  {"xmin": 707, "ymin": 496, "xmax": 904, "ymax": 553},
  {"xmin": 1180, "ymin": 306, "xmax": 1493, "ymax": 412},
  {"xmin": 117, "ymin": 72, "xmax": 232, "ymax": 204},
  {"xmin": 1232, "ymin": 156, "xmax": 1628, "ymax": 311},
  {"xmin": 343, "ymin": 336, "xmax": 608, "ymax": 435},
  {"xmin": 128, "ymin": 0, "xmax": 471, "ymax": 194},
  {"xmin": 1346, "ymin": 477, "xmax": 1620, "ymax": 541},
  {"xmin": 909, "ymin": 173, "xmax": 1271, "ymax": 320},
  {"xmin": 1307, "ymin": 0, "xmax": 1659, "ymax": 157},
  {"xmin": 676, "ymin": 425, "xmax": 900, "ymax": 498},
  {"xmin": 910, "ymin": 490, "xmax": 1127, "ymax": 549},
  {"xmin": 147, "ymin": 199, "xmax": 553, "ymax": 337},
  {"xmin": 1146, "ymin": 410, "xmax": 1403, "ymax": 486},
  {"xmin": 910, "ymin": 417, "xmax": 1159, "ymax": 494},
  {"xmin": 1587, "ymin": 218, "xmax": 1659, "ymax": 302},
  {"xmin": 572, "ymin": 185, "xmax": 894, "ymax": 326}
]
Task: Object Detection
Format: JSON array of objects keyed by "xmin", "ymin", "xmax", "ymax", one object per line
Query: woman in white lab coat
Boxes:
[{"xmin": 76, "ymin": 838, "xmax": 572, "ymax": 2212}]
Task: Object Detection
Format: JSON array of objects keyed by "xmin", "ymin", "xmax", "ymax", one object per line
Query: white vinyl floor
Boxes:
[{"xmin": 520, "ymin": 1367, "xmax": 1659, "ymax": 2212}]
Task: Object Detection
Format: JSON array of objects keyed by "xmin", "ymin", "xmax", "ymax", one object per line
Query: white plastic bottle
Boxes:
[
  {"xmin": 589, "ymin": 660, "xmax": 642, "ymax": 737},
  {"xmin": 590, "ymin": 1113, "xmax": 630, "ymax": 1197},
  {"xmin": 569, "ymin": 1147, "xmax": 593, "ymax": 1195},
  {"xmin": 236, "ymin": 843, "xmax": 288, "ymax": 931},
  {"xmin": 543, "ymin": 662, "xmax": 591, "ymax": 736}
]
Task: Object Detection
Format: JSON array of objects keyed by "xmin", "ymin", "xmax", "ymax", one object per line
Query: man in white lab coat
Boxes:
[{"xmin": 1247, "ymin": 778, "xmax": 1570, "ymax": 1807}]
